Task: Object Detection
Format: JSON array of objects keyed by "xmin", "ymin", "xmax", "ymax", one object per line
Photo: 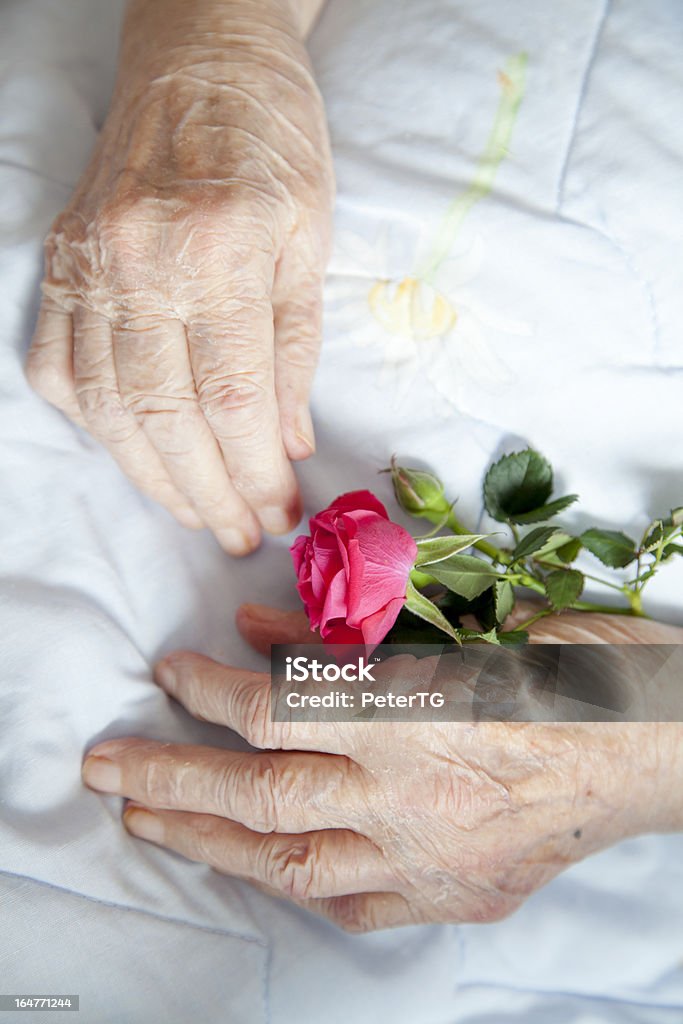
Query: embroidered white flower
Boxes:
[
  {"xmin": 325, "ymin": 54, "xmax": 532, "ymax": 415},
  {"xmin": 328, "ymin": 228, "xmax": 531, "ymax": 413}
]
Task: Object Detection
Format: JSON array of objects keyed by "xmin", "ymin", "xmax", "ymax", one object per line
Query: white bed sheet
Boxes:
[{"xmin": 1, "ymin": 0, "xmax": 682, "ymax": 1021}]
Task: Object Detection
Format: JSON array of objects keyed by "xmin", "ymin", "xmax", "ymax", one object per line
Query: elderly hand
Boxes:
[
  {"xmin": 82, "ymin": 605, "xmax": 683, "ymax": 932},
  {"xmin": 26, "ymin": 0, "xmax": 334, "ymax": 553}
]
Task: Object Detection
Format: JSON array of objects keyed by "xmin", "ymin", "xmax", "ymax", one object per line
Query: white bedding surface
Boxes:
[{"xmin": 1, "ymin": 0, "xmax": 682, "ymax": 1021}]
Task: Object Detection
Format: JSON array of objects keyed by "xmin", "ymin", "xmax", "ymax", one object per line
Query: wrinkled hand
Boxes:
[
  {"xmin": 82, "ymin": 605, "xmax": 683, "ymax": 932},
  {"xmin": 27, "ymin": 0, "xmax": 334, "ymax": 553}
]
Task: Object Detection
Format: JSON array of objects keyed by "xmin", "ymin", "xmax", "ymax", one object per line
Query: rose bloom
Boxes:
[{"xmin": 290, "ymin": 490, "xmax": 417, "ymax": 647}]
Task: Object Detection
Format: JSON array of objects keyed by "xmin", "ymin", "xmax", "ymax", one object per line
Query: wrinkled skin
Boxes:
[
  {"xmin": 26, "ymin": 0, "xmax": 334, "ymax": 553},
  {"xmin": 82, "ymin": 604, "xmax": 683, "ymax": 932}
]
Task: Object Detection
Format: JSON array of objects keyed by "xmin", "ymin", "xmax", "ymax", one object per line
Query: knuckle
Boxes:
[
  {"xmin": 262, "ymin": 835, "xmax": 325, "ymax": 900},
  {"xmin": 199, "ymin": 373, "xmax": 269, "ymax": 426},
  {"xmin": 191, "ymin": 814, "xmax": 221, "ymax": 865},
  {"xmin": 211, "ymin": 760, "xmax": 239, "ymax": 815},
  {"xmin": 278, "ymin": 334, "xmax": 320, "ymax": 371},
  {"xmin": 120, "ymin": 391, "xmax": 161, "ymax": 419},
  {"xmin": 243, "ymin": 756, "xmax": 280, "ymax": 832},
  {"xmin": 121, "ymin": 394, "xmax": 201, "ymax": 448},
  {"xmin": 239, "ymin": 685, "xmax": 274, "ymax": 750},
  {"xmin": 76, "ymin": 385, "xmax": 131, "ymax": 436},
  {"xmin": 186, "ymin": 490, "xmax": 238, "ymax": 525}
]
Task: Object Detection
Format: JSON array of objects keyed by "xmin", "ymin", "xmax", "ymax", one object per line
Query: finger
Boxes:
[
  {"xmin": 272, "ymin": 259, "xmax": 324, "ymax": 461},
  {"xmin": 241, "ymin": 878, "xmax": 419, "ymax": 932},
  {"xmin": 113, "ymin": 316, "xmax": 260, "ymax": 556},
  {"xmin": 153, "ymin": 651, "xmax": 351, "ymax": 755},
  {"xmin": 308, "ymin": 892, "xmax": 421, "ymax": 933},
  {"xmin": 236, "ymin": 604, "xmax": 320, "ymax": 655},
  {"xmin": 83, "ymin": 738, "xmax": 364, "ymax": 833},
  {"xmin": 502, "ymin": 600, "xmax": 683, "ymax": 643},
  {"xmin": 187, "ymin": 280, "xmax": 301, "ymax": 536},
  {"xmin": 25, "ymin": 298, "xmax": 85, "ymax": 425},
  {"xmin": 122, "ymin": 807, "xmax": 393, "ymax": 900},
  {"xmin": 527, "ymin": 611, "xmax": 683, "ymax": 644},
  {"xmin": 71, "ymin": 306, "xmax": 202, "ymax": 528}
]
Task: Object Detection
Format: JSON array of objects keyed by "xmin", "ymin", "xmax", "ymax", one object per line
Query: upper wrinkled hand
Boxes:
[
  {"xmin": 26, "ymin": 9, "xmax": 334, "ymax": 552},
  {"xmin": 81, "ymin": 604, "xmax": 683, "ymax": 932}
]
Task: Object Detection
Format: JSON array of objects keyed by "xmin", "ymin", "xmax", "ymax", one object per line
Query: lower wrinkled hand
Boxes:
[
  {"xmin": 81, "ymin": 605, "xmax": 683, "ymax": 932},
  {"xmin": 26, "ymin": 1, "xmax": 334, "ymax": 553}
]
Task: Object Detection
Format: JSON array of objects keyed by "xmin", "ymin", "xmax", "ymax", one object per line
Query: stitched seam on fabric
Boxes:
[
  {"xmin": 555, "ymin": 0, "xmax": 611, "ymax": 212},
  {"xmin": 0, "ymin": 866, "xmax": 268, "ymax": 949}
]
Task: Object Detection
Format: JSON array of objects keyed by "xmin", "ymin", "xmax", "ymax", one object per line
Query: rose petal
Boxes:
[
  {"xmin": 346, "ymin": 518, "xmax": 417, "ymax": 626},
  {"xmin": 360, "ymin": 597, "xmax": 407, "ymax": 648},
  {"xmin": 327, "ymin": 490, "xmax": 390, "ymax": 520}
]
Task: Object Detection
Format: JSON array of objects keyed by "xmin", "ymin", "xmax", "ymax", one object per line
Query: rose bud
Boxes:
[{"xmin": 390, "ymin": 459, "xmax": 451, "ymax": 522}]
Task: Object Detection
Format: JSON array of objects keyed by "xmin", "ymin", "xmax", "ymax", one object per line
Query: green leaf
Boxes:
[
  {"xmin": 415, "ymin": 533, "xmax": 490, "ymax": 566},
  {"xmin": 459, "ymin": 628, "xmax": 501, "ymax": 645},
  {"xmin": 483, "ymin": 449, "xmax": 553, "ymax": 522},
  {"xmin": 383, "ymin": 608, "xmax": 455, "ymax": 644},
  {"xmin": 642, "ymin": 511, "xmax": 682, "ymax": 552},
  {"xmin": 509, "ymin": 494, "xmax": 578, "ymax": 524},
  {"xmin": 535, "ymin": 531, "xmax": 572, "ymax": 555},
  {"xmin": 427, "ymin": 554, "xmax": 501, "ymax": 600},
  {"xmin": 512, "ymin": 526, "xmax": 558, "ymax": 561},
  {"xmin": 556, "ymin": 537, "xmax": 582, "ymax": 563},
  {"xmin": 404, "ymin": 580, "xmax": 461, "ymax": 642},
  {"xmin": 532, "ymin": 532, "xmax": 582, "ymax": 566},
  {"xmin": 497, "ymin": 630, "xmax": 529, "ymax": 646},
  {"xmin": 494, "ymin": 579, "xmax": 515, "ymax": 623},
  {"xmin": 545, "ymin": 568, "xmax": 584, "ymax": 610},
  {"xmin": 642, "ymin": 523, "xmax": 668, "ymax": 552},
  {"xmin": 581, "ymin": 528, "xmax": 637, "ymax": 568},
  {"xmin": 662, "ymin": 543, "xmax": 683, "ymax": 561}
]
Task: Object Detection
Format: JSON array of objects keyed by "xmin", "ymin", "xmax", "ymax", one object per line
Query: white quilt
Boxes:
[{"xmin": 1, "ymin": 0, "xmax": 682, "ymax": 1021}]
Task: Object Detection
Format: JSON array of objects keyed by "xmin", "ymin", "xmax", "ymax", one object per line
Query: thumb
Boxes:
[{"xmin": 236, "ymin": 604, "xmax": 320, "ymax": 655}]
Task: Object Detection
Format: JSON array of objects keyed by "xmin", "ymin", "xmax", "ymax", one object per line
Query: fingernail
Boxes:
[
  {"xmin": 123, "ymin": 806, "xmax": 164, "ymax": 843},
  {"xmin": 216, "ymin": 527, "xmax": 257, "ymax": 556},
  {"xmin": 82, "ymin": 756, "xmax": 122, "ymax": 793},
  {"xmin": 259, "ymin": 506, "xmax": 294, "ymax": 534},
  {"xmin": 295, "ymin": 408, "xmax": 316, "ymax": 454}
]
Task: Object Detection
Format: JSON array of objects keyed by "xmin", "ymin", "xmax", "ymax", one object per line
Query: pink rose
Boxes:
[{"xmin": 290, "ymin": 490, "xmax": 418, "ymax": 647}]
